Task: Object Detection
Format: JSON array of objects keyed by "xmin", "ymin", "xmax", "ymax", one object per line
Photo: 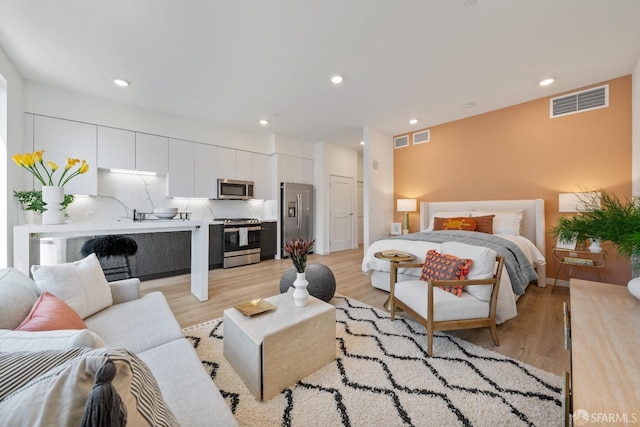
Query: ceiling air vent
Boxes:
[
  {"xmin": 550, "ymin": 84, "xmax": 608, "ymax": 118},
  {"xmin": 394, "ymin": 135, "xmax": 409, "ymax": 149},
  {"xmin": 413, "ymin": 129, "xmax": 430, "ymax": 145}
]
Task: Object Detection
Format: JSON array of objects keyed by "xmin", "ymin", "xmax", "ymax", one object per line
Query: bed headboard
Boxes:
[{"xmin": 419, "ymin": 199, "xmax": 546, "ymax": 255}]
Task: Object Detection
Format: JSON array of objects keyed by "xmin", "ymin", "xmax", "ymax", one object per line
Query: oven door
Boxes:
[{"xmin": 224, "ymin": 225, "xmax": 261, "ymax": 253}]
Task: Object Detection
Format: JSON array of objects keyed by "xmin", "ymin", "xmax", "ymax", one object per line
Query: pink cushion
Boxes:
[{"xmin": 16, "ymin": 292, "xmax": 87, "ymax": 331}]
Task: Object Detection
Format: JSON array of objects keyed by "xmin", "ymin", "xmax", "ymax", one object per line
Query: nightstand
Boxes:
[{"xmin": 551, "ymin": 247, "xmax": 607, "ymax": 292}]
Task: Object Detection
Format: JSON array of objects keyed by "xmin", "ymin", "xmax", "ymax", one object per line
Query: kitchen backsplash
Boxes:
[{"xmin": 18, "ymin": 170, "xmax": 277, "ymax": 224}]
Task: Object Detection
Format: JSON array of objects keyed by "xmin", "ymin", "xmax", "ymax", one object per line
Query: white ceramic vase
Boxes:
[
  {"xmin": 293, "ymin": 272, "xmax": 309, "ymax": 307},
  {"xmin": 588, "ymin": 238, "xmax": 602, "ymax": 253},
  {"xmin": 41, "ymin": 186, "xmax": 65, "ymax": 225},
  {"xmin": 628, "ymin": 277, "xmax": 640, "ymax": 300}
]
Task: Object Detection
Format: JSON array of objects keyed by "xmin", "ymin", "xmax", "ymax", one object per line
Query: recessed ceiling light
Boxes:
[
  {"xmin": 259, "ymin": 119, "xmax": 269, "ymax": 125},
  {"xmin": 539, "ymin": 78, "xmax": 555, "ymax": 86},
  {"xmin": 409, "ymin": 119, "xmax": 418, "ymax": 125},
  {"xmin": 360, "ymin": 141, "xmax": 365, "ymax": 145},
  {"xmin": 330, "ymin": 74, "xmax": 344, "ymax": 84},
  {"xmin": 462, "ymin": 102, "xmax": 475, "ymax": 109},
  {"xmin": 113, "ymin": 78, "xmax": 130, "ymax": 87}
]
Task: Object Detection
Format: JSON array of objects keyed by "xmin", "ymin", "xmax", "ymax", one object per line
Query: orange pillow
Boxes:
[
  {"xmin": 16, "ymin": 292, "xmax": 87, "ymax": 331},
  {"xmin": 419, "ymin": 250, "xmax": 472, "ymax": 297},
  {"xmin": 436, "ymin": 217, "xmax": 477, "ymax": 231},
  {"xmin": 471, "ymin": 214, "xmax": 495, "ymax": 234}
]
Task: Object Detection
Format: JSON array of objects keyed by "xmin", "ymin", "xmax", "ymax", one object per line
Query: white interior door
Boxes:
[
  {"xmin": 357, "ymin": 181, "xmax": 364, "ymax": 245},
  {"xmin": 330, "ymin": 175, "xmax": 353, "ymax": 252}
]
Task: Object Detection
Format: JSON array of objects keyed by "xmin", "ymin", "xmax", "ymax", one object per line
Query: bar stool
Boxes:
[{"xmin": 80, "ymin": 235, "xmax": 138, "ymax": 281}]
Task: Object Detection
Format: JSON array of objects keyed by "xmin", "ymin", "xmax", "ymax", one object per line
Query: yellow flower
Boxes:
[{"xmin": 12, "ymin": 150, "xmax": 90, "ymax": 186}]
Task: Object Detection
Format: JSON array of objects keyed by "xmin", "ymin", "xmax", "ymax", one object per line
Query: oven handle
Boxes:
[{"xmin": 224, "ymin": 226, "xmax": 262, "ymax": 233}]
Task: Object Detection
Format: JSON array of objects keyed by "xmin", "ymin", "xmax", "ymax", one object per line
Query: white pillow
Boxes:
[
  {"xmin": 426, "ymin": 211, "xmax": 472, "ymax": 231},
  {"xmin": 31, "ymin": 254, "xmax": 113, "ymax": 319},
  {"xmin": 472, "ymin": 211, "xmax": 523, "ymax": 235},
  {"xmin": 441, "ymin": 242, "xmax": 497, "ymax": 301},
  {"xmin": 0, "ymin": 329, "xmax": 105, "ymax": 351}
]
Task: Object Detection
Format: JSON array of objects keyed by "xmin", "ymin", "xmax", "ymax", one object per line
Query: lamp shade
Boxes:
[
  {"xmin": 397, "ymin": 199, "xmax": 417, "ymax": 212},
  {"xmin": 558, "ymin": 192, "xmax": 601, "ymax": 212}
]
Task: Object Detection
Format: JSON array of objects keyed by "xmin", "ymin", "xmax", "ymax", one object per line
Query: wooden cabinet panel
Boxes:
[
  {"xmin": 97, "ymin": 126, "xmax": 135, "ymax": 170},
  {"xmin": 260, "ymin": 221, "xmax": 277, "ymax": 260},
  {"xmin": 136, "ymin": 133, "xmax": 168, "ymax": 174},
  {"xmin": 194, "ymin": 144, "xmax": 217, "ymax": 198},
  {"xmin": 167, "ymin": 138, "xmax": 195, "ymax": 197},
  {"xmin": 33, "ymin": 115, "xmax": 98, "ymax": 195},
  {"xmin": 209, "ymin": 224, "xmax": 224, "ymax": 268}
]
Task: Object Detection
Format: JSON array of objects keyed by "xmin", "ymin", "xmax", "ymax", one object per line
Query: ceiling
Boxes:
[{"xmin": 1, "ymin": 1, "xmax": 640, "ymax": 151}]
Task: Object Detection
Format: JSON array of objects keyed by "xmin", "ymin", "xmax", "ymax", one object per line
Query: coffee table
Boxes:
[{"xmin": 223, "ymin": 289, "xmax": 336, "ymax": 401}]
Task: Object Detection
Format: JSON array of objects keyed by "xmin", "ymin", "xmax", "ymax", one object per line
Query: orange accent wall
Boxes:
[{"xmin": 394, "ymin": 76, "xmax": 632, "ymax": 285}]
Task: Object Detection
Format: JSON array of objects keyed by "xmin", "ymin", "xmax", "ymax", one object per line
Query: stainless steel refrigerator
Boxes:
[{"xmin": 280, "ymin": 182, "xmax": 314, "ymax": 257}]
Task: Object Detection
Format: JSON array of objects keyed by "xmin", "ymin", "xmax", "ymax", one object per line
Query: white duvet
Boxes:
[{"xmin": 361, "ymin": 234, "xmax": 546, "ymax": 324}]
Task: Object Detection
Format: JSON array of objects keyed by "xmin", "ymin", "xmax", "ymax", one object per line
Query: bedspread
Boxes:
[{"xmin": 391, "ymin": 231, "xmax": 538, "ymax": 295}]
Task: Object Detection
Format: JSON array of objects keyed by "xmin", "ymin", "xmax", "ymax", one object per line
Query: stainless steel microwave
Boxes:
[{"xmin": 217, "ymin": 179, "xmax": 254, "ymax": 200}]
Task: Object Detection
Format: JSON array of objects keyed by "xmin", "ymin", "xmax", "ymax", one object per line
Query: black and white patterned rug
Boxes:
[{"xmin": 184, "ymin": 296, "xmax": 562, "ymax": 426}]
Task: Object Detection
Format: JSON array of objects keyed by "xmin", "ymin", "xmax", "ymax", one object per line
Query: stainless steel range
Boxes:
[{"xmin": 219, "ymin": 218, "xmax": 262, "ymax": 268}]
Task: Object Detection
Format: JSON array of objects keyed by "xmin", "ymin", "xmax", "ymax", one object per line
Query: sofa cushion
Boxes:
[
  {"xmin": 441, "ymin": 242, "xmax": 498, "ymax": 301},
  {"xmin": 138, "ymin": 338, "xmax": 239, "ymax": 427},
  {"xmin": 0, "ymin": 268, "xmax": 41, "ymax": 329},
  {"xmin": 84, "ymin": 292, "xmax": 184, "ymax": 353},
  {"xmin": 31, "ymin": 253, "xmax": 113, "ymax": 319},
  {"xmin": 17, "ymin": 292, "xmax": 87, "ymax": 331},
  {"xmin": 0, "ymin": 329, "xmax": 104, "ymax": 351},
  {"xmin": 0, "ymin": 348, "xmax": 178, "ymax": 426}
]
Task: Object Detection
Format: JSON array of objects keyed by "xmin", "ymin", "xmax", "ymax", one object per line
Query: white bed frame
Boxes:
[{"xmin": 419, "ymin": 199, "xmax": 547, "ymax": 286}]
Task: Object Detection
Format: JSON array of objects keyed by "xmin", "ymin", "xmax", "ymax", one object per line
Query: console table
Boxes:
[
  {"xmin": 568, "ymin": 279, "xmax": 640, "ymax": 421},
  {"xmin": 14, "ymin": 221, "xmax": 210, "ymax": 301}
]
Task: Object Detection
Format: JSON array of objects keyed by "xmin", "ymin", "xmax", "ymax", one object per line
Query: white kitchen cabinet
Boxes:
[
  {"xmin": 167, "ymin": 138, "xmax": 195, "ymax": 197},
  {"xmin": 136, "ymin": 133, "xmax": 168, "ymax": 174},
  {"xmin": 194, "ymin": 143, "xmax": 217, "ymax": 198},
  {"xmin": 277, "ymin": 154, "xmax": 313, "ymax": 186},
  {"xmin": 216, "ymin": 147, "xmax": 236, "ymax": 180},
  {"xmin": 33, "ymin": 115, "xmax": 98, "ymax": 195},
  {"xmin": 301, "ymin": 158, "xmax": 314, "ymax": 185},
  {"xmin": 97, "ymin": 127, "xmax": 135, "ymax": 170},
  {"xmin": 252, "ymin": 153, "xmax": 272, "ymax": 200},
  {"xmin": 234, "ymin": 150, "xmax": 253, "ymax": 181}
]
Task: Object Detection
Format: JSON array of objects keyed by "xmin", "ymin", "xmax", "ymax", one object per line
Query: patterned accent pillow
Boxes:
[
  {"xmin": 419, "ymin": 250, "xmax": 473, "ymax": 297},
  {"xmin": 471, "ymin": 214, "xmax": 495, "ymax": 234},
  {"xmin": 434, "ymin": 217, "xmax": 477, "ymax": 231}
]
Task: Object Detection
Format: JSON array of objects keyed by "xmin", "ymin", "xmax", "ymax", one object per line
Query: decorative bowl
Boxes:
[{"xmin": 153, "ymin": 207, "xmax": 178, "ymax": 219}]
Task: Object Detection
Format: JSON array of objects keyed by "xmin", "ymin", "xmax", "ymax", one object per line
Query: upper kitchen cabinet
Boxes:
[
  {"xmin": 167, "ymin": 138, "xmax": 195, "ymax": 197},
  {"xmin": 277, "ymin": 154, "xmax": 313, "ymax": 186},
  {"xmin": 252, "ymin": 153, "xmax": 271, "ymax": 200},
  {"xmin": 234, "ymin": 150, "xmax": 253, "ymax": 181},
  {"xmin": 97, "ymin": 129, "xmax": 168, "ymax": 174},
  {"xmin": 215, "ymin": 147, "xmax": 236, "ymax": 180},
  {"xmin": 97, "ymin": 127, "xmax": 135, "ymax": 170},
  {"xmin": 33, "ymin": 115, "xmax": 98, "ymax": 195},
  {"xmin": 136, "ymin": 133, "xmax": 168, "ymax": 174},
  {"xmin": 194, "ymin": 143, "xmax": 217, "ymax": 198}
]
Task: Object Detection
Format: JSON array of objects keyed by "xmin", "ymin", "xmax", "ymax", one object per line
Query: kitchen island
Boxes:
[{"xmin": 14, "ymin": 220, "xmax": 210, "ymax": 301}]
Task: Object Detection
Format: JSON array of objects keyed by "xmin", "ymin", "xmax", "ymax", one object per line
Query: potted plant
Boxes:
[
  {"xmin": 14, "ymin": 190, "xmax": 75, "ymax": 221},
  {"xmin": 551, "ymin": 190, "xmax": 640, "ymax": 298}
]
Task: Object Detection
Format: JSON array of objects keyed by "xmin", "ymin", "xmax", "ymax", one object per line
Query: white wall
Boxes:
[
  {"xmin": 633, "ymin": 57, "xmax": 640, "ymax": 196},
  {"xmin": 363, "ymin": 127, "xmax": 393, "ymax": 250},
  {"xmin": 0, "ymin": 45, "xmax": 25, "ymax": 267},
  {"xmin": 314, "ymin": 142, "xmax": 358, "ymax": 255},
  {"xmin": 25, "ymin": 82, "xmax": 270, "ymax": 153}
]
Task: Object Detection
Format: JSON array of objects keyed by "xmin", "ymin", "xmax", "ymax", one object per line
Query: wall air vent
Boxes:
[
  {"xmin": 413, "ymin": 129, "xmax": 430, "ymax": 145},
  {"xmin": 550, "ymin": 84, "xmax": 608, "ymax": 118},
  {"xmin": 394, "ymin": 135, "xmax": 409, "ymax": 149}
]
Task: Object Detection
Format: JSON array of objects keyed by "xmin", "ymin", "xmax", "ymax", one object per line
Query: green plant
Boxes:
[
  {"xmin": 551, "ymin": 190, "xmax": 640, "ymax": 258},
  {"xmin": 14, "ymin": 190, "xmax": 75, "ymax": 215}
]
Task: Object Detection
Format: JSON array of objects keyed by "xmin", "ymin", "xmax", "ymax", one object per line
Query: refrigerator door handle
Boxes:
[{"xmin": 297, "ymin": 193, "xmax": 302, "ymax": 230}]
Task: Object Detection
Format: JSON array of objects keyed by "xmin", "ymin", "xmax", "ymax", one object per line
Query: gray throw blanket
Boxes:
[{"xmin": 392, "ymin": 231, "xmax": 538, "ymax": 295}]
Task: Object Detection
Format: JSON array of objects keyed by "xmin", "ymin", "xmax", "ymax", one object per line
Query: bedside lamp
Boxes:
[{"xmin": 397, "ymin": 199, "xmax": 417, "ymax": 234}]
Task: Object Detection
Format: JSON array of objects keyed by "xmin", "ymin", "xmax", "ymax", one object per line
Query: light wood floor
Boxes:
[{"xmin": 141, "ymin": 246, "xmax": 571, "ymax": 376}]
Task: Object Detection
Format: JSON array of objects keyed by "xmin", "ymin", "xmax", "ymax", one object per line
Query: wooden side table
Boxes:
[
  {"xmin": 374, "ymin": 251, "xmax": 416, "ymax": 311},
  {"xmin": 551, "ymin": 247, "xmax": 607, "ymax": 293}
]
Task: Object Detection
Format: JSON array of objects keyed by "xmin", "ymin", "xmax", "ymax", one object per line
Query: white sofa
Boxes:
[{"xmin": 0, "ymin": 266, "xmax": 238, "ymax": 426}]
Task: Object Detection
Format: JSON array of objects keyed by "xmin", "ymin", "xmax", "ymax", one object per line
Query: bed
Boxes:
[{"xmin": 361, "ymin": 199, "xmax": 547, "ymax": 324}]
